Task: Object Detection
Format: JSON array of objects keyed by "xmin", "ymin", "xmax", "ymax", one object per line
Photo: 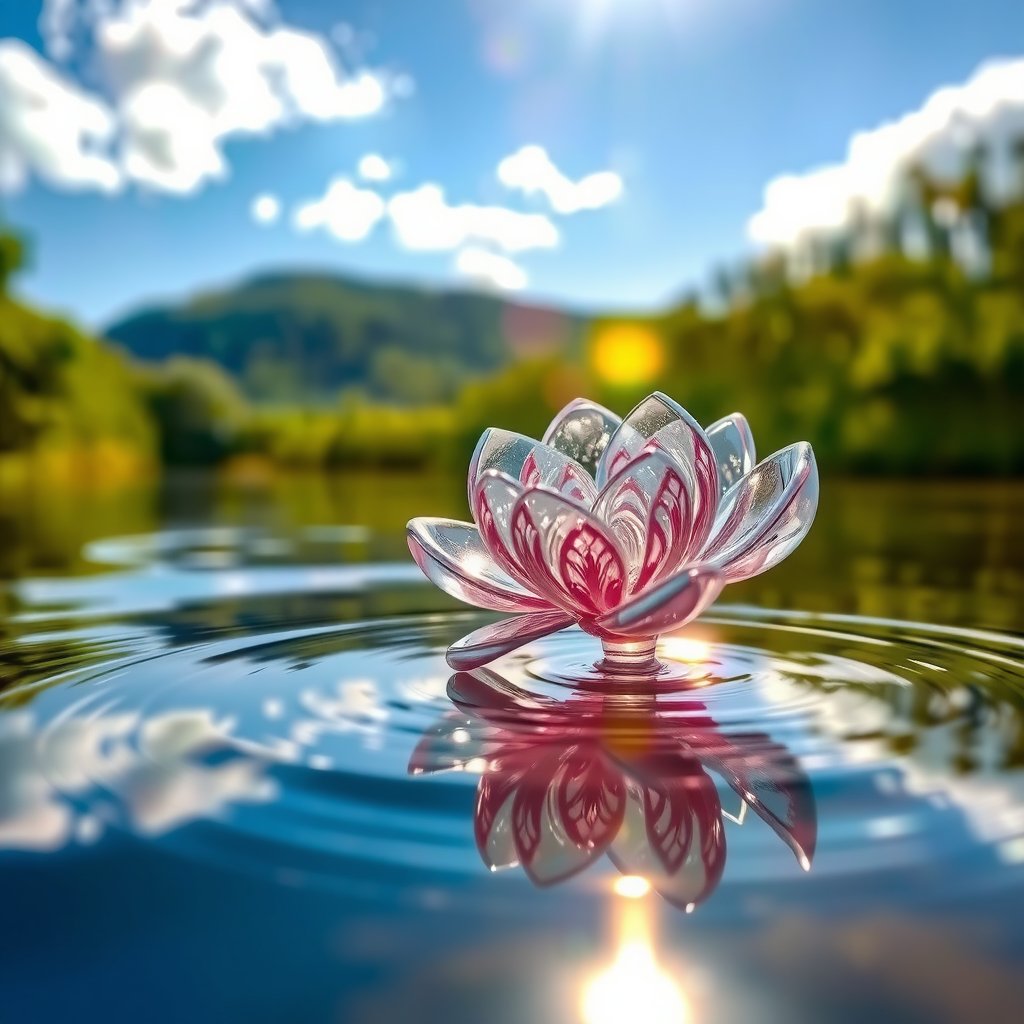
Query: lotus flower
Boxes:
[
  {"xmin": 408, "ymin": 392, "xmax": 818, "ymax": 670},
  {"xmin": 409, "ymin": 668, "xmax": 816, "ymax": 909}
]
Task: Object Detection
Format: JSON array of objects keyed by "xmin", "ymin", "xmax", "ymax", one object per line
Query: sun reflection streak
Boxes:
[{"xmin": 581, "ymin": 890, "xmax": 689, "ymax": 1024}]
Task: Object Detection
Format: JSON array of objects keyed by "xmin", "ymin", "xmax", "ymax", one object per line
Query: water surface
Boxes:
[{"xmin": 0, "ymin": 474, "xmax": 1022, "ymax": 1023}]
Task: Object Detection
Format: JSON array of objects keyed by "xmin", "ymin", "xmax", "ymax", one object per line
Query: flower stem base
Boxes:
[{"xmin": 595, "ymin": 638, "xmax": 662, "ymax": 676}]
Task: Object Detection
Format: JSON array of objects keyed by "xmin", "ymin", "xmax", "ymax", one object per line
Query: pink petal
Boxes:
[
  {"xmin": 475, "ymin": 749, "xmax": 534, "ymax": 871},
  {"xmin": 701, "ymin": 442, "xmax": 818, "ymax": 582},
  {"xmin": 706, "ymin": 412, "xmax": 756, "ymax": 493},
  {"xmin": 609, "ymin": 755, "xmax": 726, "ymax": 909},
  {"xmin": 469, "ymin": 428, "xmax": 596, "ymax": 508},
  {"xmin": 596, "ymin": 392, "xmax": 720, "ymax": 553},
  {"xmin": 446, "ymin": 609, "xmax": 575, "ymax": 670},
  {"xmin": 593, "ymin": 450, "xmax": 698, "ymax": 592},
  {"xmin": 542, "ymin": 398, "xmax": 622, "ymax": 478},
  {"xmin": 472, "ymin": 470, "xmax": 533, "ymax": 588},
  {"xmin": 511, "ymin": 488, "xmax": 628, "ymax": 616},
  {"xmin": 555, "ymin": 747, "xmax": 627, "ymax": 854},
  {"xmin": 407, "ymin": 518, "xmax": 553, "ymax": 613},
  {"xmin": 684, "ymin": 730, "xmax": 817, "ymax": 870},
  {"xmin": 513, "ymin": 748, "xmax": 611, "ymax": 885},
  {"xmin": 594, "ymin": 564, "xmax": 724, "ymax": 637}
]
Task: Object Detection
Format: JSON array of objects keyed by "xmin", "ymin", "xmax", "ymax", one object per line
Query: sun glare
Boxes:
[
  {"xmin": 612, "ymin": 875, "xmax": 652, "ymax": 899},
  {"xmin": 581, "ymin": 888, "xmax": 688, "ymax": 1024},
  {"xmin": 660, "ymin": 636, "xmax": 712, "ymax": 664},
  {"xmin": 591, "ymin": 323, "xmax": 665, "ymax": 387},
  {"xmin": 581, "ymin": 942, "xmax": 689, "ymax": 1024}
]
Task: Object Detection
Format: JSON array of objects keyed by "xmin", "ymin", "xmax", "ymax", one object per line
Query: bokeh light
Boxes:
[{"xmin": 591, "ymin": 323, "xmax": 665, "ymax": 386}]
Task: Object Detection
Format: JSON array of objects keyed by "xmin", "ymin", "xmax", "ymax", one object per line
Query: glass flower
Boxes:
[
  {"xmin": 409, "ymin": 667, "xmax": 816, "ymax": 909},
  {"xmin": 408, "ymin": 392, "xmax": 818, "ymax": 670}
]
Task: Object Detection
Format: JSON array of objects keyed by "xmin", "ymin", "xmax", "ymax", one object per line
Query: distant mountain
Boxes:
[{"xmin": 104, "ymin": 272, "xmax": 587, "ymax": 404}]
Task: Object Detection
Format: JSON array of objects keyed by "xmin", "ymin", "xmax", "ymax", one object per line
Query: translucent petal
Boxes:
[
  {"xmin": 468, "ymin": 428, "xmax": 596, "ymax": 509},
  {"xmin": 701, "ymin": 442, "xmax": 818, "ymax": 582},
  {"xmin": 476, "ymin": 758, "xmax": 531, "ymax": 871},
  {"xmin": 510, "ymin": 488, "xmax": 628, "ymax": 616},
  {"xmin": 608, "ymin": 764, "xmax": 726, "ymax": 910},
  {"xmin": 684, "ymin": 729, "xmax": 817, "ymax": 870},
  {"xmin": 512, "ymin": 751, "xmax": 612, "ymax": 885},
  {"xmin": 596, "ymin": 392, "xmax": 720, "ymax": 553},
  {"xmin": 542, "ymin": 398, "xmax": 621, "ymax": 478},
  {"xmin": 706, "ymin": 412, "xmax": 756, "ymax": 493},
  {"xmin": 472, "ymin": 470, "xmax": 536, "ymax": 592},
  {"xmin": 407, "ymin": 518, "xmax": 552, "ymax": 613},
  {"xmin": 407, "ymin": 711, "xmax": 488, "ymax": 776},
  {"xmin": 446, "ymin": 610, "xmax": 575, "ymax": 670},
  {"xmin": 594, "ymin": 565, "xmax": 724, "ymax": 637},
  {"xmin": 593, "ymin": 450, "xmax": 698, "ymax": 591}
]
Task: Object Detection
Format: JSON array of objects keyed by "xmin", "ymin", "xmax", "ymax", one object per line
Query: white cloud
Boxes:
[
  {"xmin": 749, "ymin": 57, "xmax": 1024, "ymax": 249},
  {"xmin": 0, "ymin": 39, "xmax": 121, "ymax": 193},
  {"xmin": 497, "ymin": 144, "xmax": 623, "ymax": 214},
  {"xmin": 358, "ymin": 153, "xmax": 392, "ymax": 181},
  {"xmin": 294, "ymin": 178, "xmax": 385, "ymax": 242},
  {"xmin": 251, "ymin": 192, "xmax": 280, "ymax": 224},
  {"xmin": 98, "ymin": 1, "xmax": 388, "ymax": 193},
  {"xmin": 5, "ymin": 1, "xmax": 395, "ymax": 196},
  {"xmin": 455, "ymin": 247, "xmax": 527, "ymax": 291},
  {"xmin": 387, "ymin": 183, "xmax": 559, "ymax": 252}
]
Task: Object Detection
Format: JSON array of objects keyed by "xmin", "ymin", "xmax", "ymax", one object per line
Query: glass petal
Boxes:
[
  {"xmin": 542, "ymin": 398, "xmax": 621, "ymax": 478},
  {"xmin": 706, "ymin": 412, "xmax": 756, "ymax": 493},
  {"xmin": 472, "ymin": 470, "xmax": 536, "ymax": 591},
  {"xmin": 448, "ymin": 668, "xmax": 558, "ymax": 726},
  {"xmin": 596, "ymin": 392, "xmax": 720, "ymax": 553},
  {"xmin": 469, "ymin": 428, "xmax": 596, "ymax": 508},
  {"xmin": 407, "ymin": 518, "xmax": 552, "ymax": 613},
  {"xmin": 475, "ymin": 753, "xmax": 532, "ymax": 871},
  {"xmin": 446, "ymin": 609, "xmax": 575, "ymax": 670},
  {"xmin": 608, "ymin": 760, "xmax": 726, "ymax": 910},
  {"xmin": 684, "ymin": 730, "xmax": 817, "ymax": 870},
  {"xmin": 701, "ymin": 442, "xmax": 818, "ymax": 582},
  {"xmin": 510, "ymin": 489, "xmax": 628, "ymax": 616},
  {"xmin": 595, "ymin": 564, "xmax": 724, "ymax": 637},
  {"xmin": 407, "ymin": 711, "xmax": 489, "ymax": 776},
  {"xmin": 513, "ymin": 750, "xmax": 614, "ymax": 885},
  {"xmin": 593, "ymin": 450, "xmax": 699, "ymax": 592}
]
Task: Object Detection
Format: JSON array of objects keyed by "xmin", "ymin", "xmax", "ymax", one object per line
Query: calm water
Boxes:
[{"xmin": 0, "ymin": 473, "xmax": 1022, "ymax": 1023}]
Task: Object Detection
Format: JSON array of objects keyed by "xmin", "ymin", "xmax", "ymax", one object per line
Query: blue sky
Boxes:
[{"xmin": 2, "ymin": 0, "xmax": 1024, "ymax": 326}]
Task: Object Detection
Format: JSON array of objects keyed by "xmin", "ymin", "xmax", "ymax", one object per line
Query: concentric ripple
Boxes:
[{"xmin": 0, "ymin": 606, "xmax": 1018, "ymax": 910}]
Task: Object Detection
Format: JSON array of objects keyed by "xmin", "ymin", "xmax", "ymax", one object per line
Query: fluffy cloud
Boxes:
[
  {"xmin": 250, "ymin": 192, "xmax": 280, "ymax": 224},
  {"xmin": 0, "ymin": 39, "xmax": 121, "ymax": 193},
  {"xmin": 749, "ymin": 57, "xmax": 1024, "ymax": 249},
  {"xmin": 4, "ymin": 0, "xmax": 395, "ymax": 196},
  {"xmin": 293, "ymin": 178, "xmax": 385, "ymax": 242},
  {"xmin": 387, "ymin": 183, "xmax": 559, "ymax": 252},
  {"xmin": 497, "ymin": 144, "xmax": 623, "ymax": 213},
  {"xmin": 455, "ymin": 247, "xmax": 527, "ymax": 291},
  {"xmin": 358, "ymin": 153, "xmax": 392, "ymax": 182}
]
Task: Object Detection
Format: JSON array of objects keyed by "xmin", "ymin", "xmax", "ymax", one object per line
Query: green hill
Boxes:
[{"xmin": 104, "ymin": 272, "xmax": 587, "ymax": 404}]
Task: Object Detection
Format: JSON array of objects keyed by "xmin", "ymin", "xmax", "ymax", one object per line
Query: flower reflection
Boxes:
[{"xmin": 410, "ymin": 668, "xmax": 817, "ymax": 909}]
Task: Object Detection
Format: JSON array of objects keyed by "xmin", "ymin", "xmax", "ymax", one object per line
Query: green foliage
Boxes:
[
  {"xmin": 0, "ymin": 229, "xmax": 156, "ymax": 472},
  {"xmin": 141, "ymin": 357, "xmax": 249, "ymax": 466},
  {"xmin": 621, "ymin": 250, "xmax": 1023, "ymax": 476}
]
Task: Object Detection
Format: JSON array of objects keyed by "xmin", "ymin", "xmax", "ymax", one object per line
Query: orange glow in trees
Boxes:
[{"xmin": 591, "ymin": 323, "xmax": 665, "ymax": 387}]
